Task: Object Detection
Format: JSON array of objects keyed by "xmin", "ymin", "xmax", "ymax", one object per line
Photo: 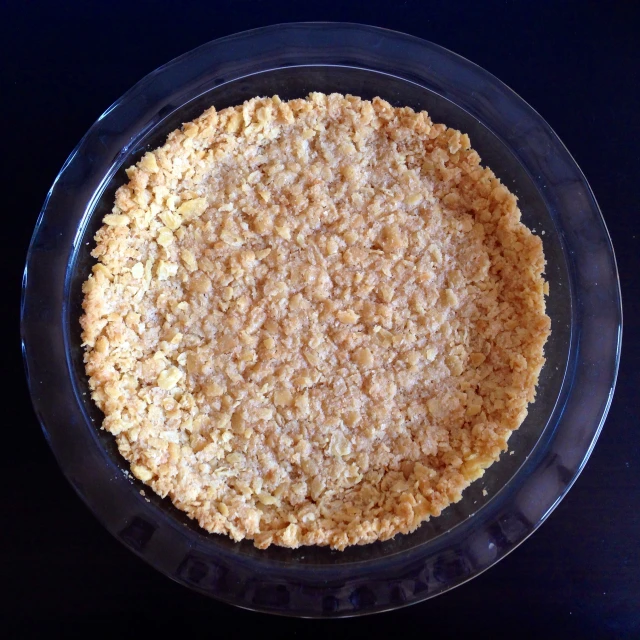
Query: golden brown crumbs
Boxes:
[{"xmin": 81, "ymin": 93, "xmax": 550, "ymax": 550}]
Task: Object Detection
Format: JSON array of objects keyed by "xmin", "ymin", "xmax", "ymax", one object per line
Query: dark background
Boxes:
[{"xmin": 5, "ymin": 1, "xmax": 639, "ymax": 637}]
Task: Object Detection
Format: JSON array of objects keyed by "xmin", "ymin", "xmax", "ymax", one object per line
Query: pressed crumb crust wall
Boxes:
[{"xmin": 81, "ymin": 93, "xmax": 550, "ymax": 550}]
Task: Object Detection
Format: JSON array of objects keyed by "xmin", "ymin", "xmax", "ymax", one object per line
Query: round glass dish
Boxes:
[{"xmin": 21, "ymin": 23, "xmax": 621, "ymax": 617}]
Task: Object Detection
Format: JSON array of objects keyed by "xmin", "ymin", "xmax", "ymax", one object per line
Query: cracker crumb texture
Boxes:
[{"xmin": 81, "ymin": 93, "xmax": 550, "ymax": 550}]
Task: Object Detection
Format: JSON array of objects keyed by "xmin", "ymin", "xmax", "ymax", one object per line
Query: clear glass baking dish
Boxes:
[{"xmin": 21, "ymin": 23, "xmax": 622, "ymax": 617}]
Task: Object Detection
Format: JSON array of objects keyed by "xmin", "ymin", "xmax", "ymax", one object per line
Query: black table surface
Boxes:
[{"xmin": 5, "ymin": 1, "xmax": 639, "ymax": 637}]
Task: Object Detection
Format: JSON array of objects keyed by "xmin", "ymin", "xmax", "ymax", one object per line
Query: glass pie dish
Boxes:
[{"xmin": 21, "ymin": 23, "xmax": 622, "ymax": 616}]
